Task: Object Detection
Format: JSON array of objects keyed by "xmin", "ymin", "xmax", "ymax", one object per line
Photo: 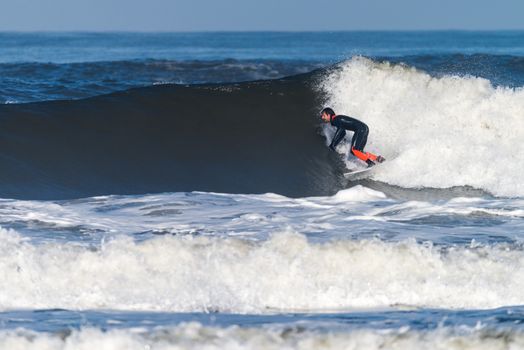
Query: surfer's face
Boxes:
[{"xmin": 321, "ymin": 112, "xmax": 331, "ymax": 122}]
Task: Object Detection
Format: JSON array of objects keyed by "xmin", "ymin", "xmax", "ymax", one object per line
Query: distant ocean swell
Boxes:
[
  {"xmin": 384, "ymin": 53, "xmax": 524, "ymax": 88},
  {"xmin": 0, "ymin": 59, "xmax": 324, "ymax": 104},
  {"xmin": 3, "ymin": 53, "xmax": 524, "ymax": 104}
]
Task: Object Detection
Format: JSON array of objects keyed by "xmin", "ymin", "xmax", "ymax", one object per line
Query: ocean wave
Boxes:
[{"xmin": 1, "ymin": 57, "xmax": 523, "ymax": 198}]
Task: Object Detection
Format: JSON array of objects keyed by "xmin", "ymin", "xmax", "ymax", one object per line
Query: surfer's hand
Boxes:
[{"xmin": 377, "ymin": 155, "xmax": 386, "ymax": 163}]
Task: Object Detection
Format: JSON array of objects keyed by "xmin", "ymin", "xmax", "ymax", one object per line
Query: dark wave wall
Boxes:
[{"xmin": 0, "ymin": 74, "xmax": 345, "ymax": 199}]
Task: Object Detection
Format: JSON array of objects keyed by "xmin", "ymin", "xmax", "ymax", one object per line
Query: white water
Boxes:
[
  {"xmin": 0, "ymin": 187, "xmax": 522, "ymax": 313},
  {"xmin": 1, "ymin": 323, "xmax": 524, "ymax": 350},
  {"xmin": 0, "ymin": 185, "xmax": 522, "ymax": 350},
  {"xmin": 320, "ymin": 57, "xmax": 524, "ymax": 197},
  {"xmin": 1, "ymin": 187, "xmax": 521, "ymax": 245},
  {"xmin": 1, "ymin": 221, "xmax": 524, "ymax": 312}
]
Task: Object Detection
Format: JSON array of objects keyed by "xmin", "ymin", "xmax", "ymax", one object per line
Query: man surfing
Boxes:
[{"xmin": 320, "ymin": 107, "xmax": 385, "ymax": 167}]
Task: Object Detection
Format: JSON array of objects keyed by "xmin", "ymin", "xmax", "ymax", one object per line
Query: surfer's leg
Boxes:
[
  {"xmin": 350, "ymin": 124, "xmax": 373, "ymax": 161},
  {"xmin": 351, "ymin": 123, "xmax": 369, "ymax": 151},
  {"xmin": 350, "ymin": 124, "xmax": 384, "ymax": 166}
]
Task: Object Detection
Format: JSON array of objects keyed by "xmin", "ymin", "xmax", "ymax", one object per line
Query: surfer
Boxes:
[{"xmin": 320, "ymin": 107, "xmax": 385, "ymax": 167}]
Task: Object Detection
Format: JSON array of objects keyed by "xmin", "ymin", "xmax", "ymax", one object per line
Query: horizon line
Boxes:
[{"xmin": 2, "ymin": 29, "xmax": 524, "ymax": 34}]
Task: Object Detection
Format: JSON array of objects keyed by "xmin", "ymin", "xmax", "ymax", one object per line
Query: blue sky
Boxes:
[{"xmin": 2, "ymin": 0, "xmax": 524, "ymax": 31}]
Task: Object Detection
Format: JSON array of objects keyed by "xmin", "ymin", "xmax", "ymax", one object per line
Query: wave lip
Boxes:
[{"xmin": 321, "ymin": 57, "xmax": 524, "ymax": 197}]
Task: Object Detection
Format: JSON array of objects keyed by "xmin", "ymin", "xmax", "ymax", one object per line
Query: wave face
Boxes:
[
  {"xmin": 0, "ymin": 74, "xmax": 345, "ymax": 200},
  {"xmin": 321, "ymin": 57, "xmax": 524, "ymax": 197}
]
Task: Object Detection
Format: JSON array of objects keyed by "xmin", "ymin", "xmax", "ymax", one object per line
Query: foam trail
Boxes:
[
  {"xmin": 2, "ymin": 227, "xmax": 524, "ymax": 312},
  {"xmin": 321, "ymin": 57, "xmax": 524, "ymax": 197}
]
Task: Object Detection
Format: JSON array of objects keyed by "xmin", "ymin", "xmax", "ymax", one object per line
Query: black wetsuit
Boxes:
[{"xmin": 329, "ymin": 115, "xmax": 369, "ymax": 152}]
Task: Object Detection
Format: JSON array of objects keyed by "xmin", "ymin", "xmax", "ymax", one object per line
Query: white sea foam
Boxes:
[
  {"xmin": 2, "ymin": 187, "xmax": 522, "ymax": 246},
  {"xmin": 2, "ymin": 225, "xmax": 524, "ymax": 313},
  {"xmin": 320, "ymin": 57, "xmax": 524, "ymax": 197},
  {"xmin": 1, "ymin": 323, "xmax": 524, "ymax": 350}
]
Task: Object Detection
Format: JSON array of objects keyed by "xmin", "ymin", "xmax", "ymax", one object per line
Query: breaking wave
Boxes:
[
  {"xmin": 1, "ymin": 57, "xmax": 523, "ymax": 199},
  {"xmin": 2, "ymin": 228, "xmax": 524, "ymax": 312},
  {"xmin": 321, "ymin": 57, "xmax": 524, "ymax": 197}
]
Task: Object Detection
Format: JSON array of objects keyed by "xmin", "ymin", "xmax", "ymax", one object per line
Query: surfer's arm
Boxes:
[{"xmin": 329, "ymin": 128, "xmax": 346, "ymax": 151}]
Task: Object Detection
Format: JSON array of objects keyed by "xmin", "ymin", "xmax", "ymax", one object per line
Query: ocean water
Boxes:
[{"xmin": 0, "ymin": 31, "xmax": 524, "ymax": 349}]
